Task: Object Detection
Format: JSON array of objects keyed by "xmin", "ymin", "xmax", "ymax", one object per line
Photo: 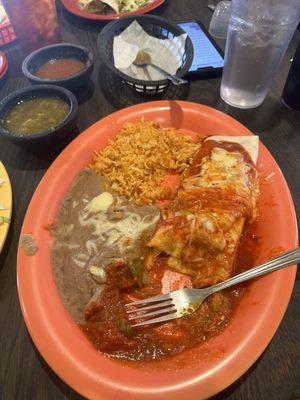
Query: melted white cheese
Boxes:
[
  {"xmin": 183, "ymin": 147, "xmax": 251, "ymax": 192},
  {"xmin": 79, "ymin": 206, "xmax": 159, "ymax": 255}
]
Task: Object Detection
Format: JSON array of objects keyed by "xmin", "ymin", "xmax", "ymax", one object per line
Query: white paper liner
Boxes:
[{"xmin": 113, "ymin": 21, "xmax": 187, "ymax": 82}]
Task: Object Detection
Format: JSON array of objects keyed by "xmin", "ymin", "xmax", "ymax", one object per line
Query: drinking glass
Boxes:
[
  {"xmin": 220, "ymin": 0, "xmax": 300, "ymax": 109},
  {"xmin": 2, "ymin": 0, "xmax": 60, "ymax": 54},
  {"xmin": 209, "ymin": 1, "xmax": 231, "ymax": 40}
]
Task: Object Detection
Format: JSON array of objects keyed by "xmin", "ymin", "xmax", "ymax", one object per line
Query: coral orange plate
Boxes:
[
  {"xmin": 61, "ymin": 0, "xmax": 166, "ymax": 20},
  {"xmin": 17, "ymin": 101, "xmax": 298, "ymax": 400}
]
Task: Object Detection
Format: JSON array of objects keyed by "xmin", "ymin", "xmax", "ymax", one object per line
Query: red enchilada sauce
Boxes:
[{"xmin": 83, "ymin": 230, "xmax": 258, "ymax": 361}]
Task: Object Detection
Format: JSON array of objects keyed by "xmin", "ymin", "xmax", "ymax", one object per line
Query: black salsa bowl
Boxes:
[
  {"xmin": 22, "ymin": 43, "xmax": 94, "ymax": 91},
  {"xmin": 0, "ymin": 85, "xmax": 78, "ymax": 149}
]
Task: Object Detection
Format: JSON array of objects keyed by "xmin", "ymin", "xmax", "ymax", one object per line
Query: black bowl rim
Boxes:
[
  {"xmin": 0, "ymin": 84, "xmax": 78, "ymax": 141},
  {"xmin": 22, "ymin": 43, "xmax": 94, "ymax": 84},
  {"xmin": 97, "ymin": 15, "xmax": 194, "ymax": 87}
]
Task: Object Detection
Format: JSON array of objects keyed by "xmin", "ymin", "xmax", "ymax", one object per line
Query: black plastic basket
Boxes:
[{"xmin": 97, "ymin": 15, "xmax": 194, "ymax": 94}]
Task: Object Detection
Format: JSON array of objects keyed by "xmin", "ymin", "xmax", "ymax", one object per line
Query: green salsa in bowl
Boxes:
[
  {"xmin": 0, "ymin": 85, "xmax": 78, "ymax": 149},
  {"xmin": 4, "ymin": 97, "xmax": 70, "ymax": 135}
]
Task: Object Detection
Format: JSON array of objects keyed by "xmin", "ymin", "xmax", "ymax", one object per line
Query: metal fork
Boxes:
[{"xmin": 126, "ymin": 247, "xmax": 300, "ymax": 327}]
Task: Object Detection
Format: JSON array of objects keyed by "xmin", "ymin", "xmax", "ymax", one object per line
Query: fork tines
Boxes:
[{"xmin": 125, "ymin": 293, "xmax": 177, "ymax": 327}]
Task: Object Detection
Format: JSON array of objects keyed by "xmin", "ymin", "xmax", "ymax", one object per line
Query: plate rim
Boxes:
[
  {"xmin": 17, "ymin": 100, "xmax": 298, "ymax": 400},
  {"xmin": 61, "ymin": 0, "xmax": 166, "ymax": 21}
]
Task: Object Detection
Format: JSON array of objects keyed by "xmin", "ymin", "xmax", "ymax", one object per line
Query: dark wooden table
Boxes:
[{"xmin": 0, "ymin": 1, "xmax": 299, "ymax": 399}]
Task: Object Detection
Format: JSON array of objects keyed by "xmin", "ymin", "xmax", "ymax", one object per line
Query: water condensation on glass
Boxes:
[{"xmin": 220, "ymin": 0, "xmax": 300, "ymax": 108}]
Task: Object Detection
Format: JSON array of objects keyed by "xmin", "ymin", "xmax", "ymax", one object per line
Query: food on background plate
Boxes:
[
  {"xmin": 35, "ymin": 58, "xmax": 87, "ymax": 80},
  {"xmin": 3, "ymin": 97, "xmax": 69, "ymax": 135},
  {"xmin": 0, "ymin": 176, "xmax": 9, "ymax": 225},
  {"xmin": 78, "ymin": 0, "xmax": 152, "ymax": 14},
  {"xmin": 0, "ymin": 214, "xmax": 9, "ymax": 225},
  {"xmin": 50, "ymin": 120, "xmax": 260, "ymax": 361}
]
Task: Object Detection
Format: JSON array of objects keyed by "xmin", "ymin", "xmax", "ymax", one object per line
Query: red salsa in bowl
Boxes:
[
  {"xmin": 22, "ymin": 43, "xmax": 94, "ymax": 91},
  {"xmin": 35, "ymin": 58, "xmax": 87, "ymax": 79}
]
